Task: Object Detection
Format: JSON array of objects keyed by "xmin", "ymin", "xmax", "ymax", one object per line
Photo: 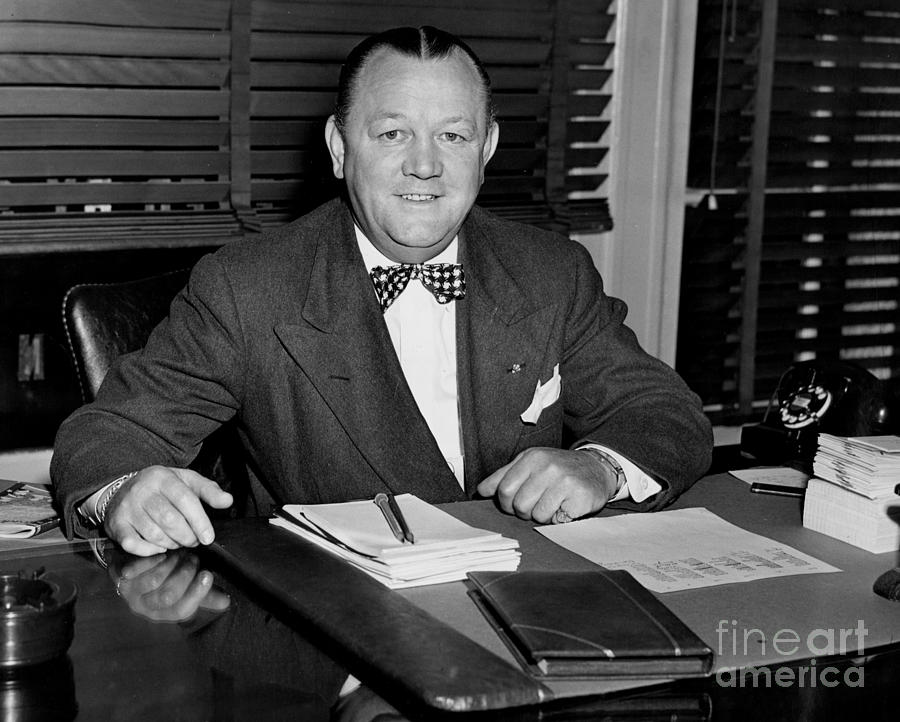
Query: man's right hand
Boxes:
[{"xmin": 104, "ymin": 466, "xmax": 233, "ymax": 557}]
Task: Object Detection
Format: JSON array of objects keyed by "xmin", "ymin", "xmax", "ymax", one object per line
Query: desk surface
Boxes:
[
  {"xmin": 0, "ymin": 473, "xmax": 898, "ymax": 721},
  {"xmin": 417, "ymin": 474, "xmax": 900, "ymax": 674}
]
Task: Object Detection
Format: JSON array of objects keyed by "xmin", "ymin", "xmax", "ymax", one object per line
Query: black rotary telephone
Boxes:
[{"xmin": 740, "ymin": 360, "xmax": 900, "ymax": 471}]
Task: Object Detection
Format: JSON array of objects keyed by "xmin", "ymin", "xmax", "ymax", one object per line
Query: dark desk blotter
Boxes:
[{"xmin": 468, "ymin": 570, "xmax": 714, "ymax": 679}]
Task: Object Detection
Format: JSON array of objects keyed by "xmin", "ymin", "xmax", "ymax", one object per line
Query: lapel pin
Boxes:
[{"xmin": 509, "ymin": 363, "xmax": 525, "ymax": 374}]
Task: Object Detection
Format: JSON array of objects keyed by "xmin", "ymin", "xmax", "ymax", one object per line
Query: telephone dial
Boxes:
[{"xmin": 740, "ymin": 360, "xmax": 900, "ymax": 470}]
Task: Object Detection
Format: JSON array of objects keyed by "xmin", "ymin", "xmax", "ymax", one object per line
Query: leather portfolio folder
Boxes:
[{"xmin": 468, "ymin": 570, "xmax": 714, "ymax": 679}]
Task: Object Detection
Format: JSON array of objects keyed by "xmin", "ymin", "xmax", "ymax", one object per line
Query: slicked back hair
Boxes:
[{"xmin": 332, "ymin": 26, "xmax": 496, "ymax": 134}]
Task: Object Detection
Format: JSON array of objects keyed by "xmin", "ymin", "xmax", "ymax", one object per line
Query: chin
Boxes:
[
  {"xmin": 392, "ymin": 227, "xmax": 451, "ymax": 249},
  {"xmin": 386, "ymin": 236, "xmax": 451, "ymax": 262}
]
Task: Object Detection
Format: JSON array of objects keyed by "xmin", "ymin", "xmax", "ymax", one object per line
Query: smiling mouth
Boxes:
[{"xmin": 400, "ymin": 194, "xmax": 437, "ymax": 202}]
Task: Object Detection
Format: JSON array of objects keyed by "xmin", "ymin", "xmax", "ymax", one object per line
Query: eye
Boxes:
[
  {"xmin": 442, "ymin": 132, "xmax": 466, "ymax": 143},
  {"xmin": 379, "ymin": 129, "xmax": 404, "ymax": 141}
]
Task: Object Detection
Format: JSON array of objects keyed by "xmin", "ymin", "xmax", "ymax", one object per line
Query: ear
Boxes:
[
  {"xmin": 325, "ymin": 115, "xmax": 346, "ymax": 179},
  {"xmin": 482, "ymin": 121, "xmax": 500, "ymax": 166},
  {"xmin": 477, "ymin": 121, "xmax": 499, "ymax": 185}
]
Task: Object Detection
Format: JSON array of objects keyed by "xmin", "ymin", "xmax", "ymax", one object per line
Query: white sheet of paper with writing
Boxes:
[{"xmin": 536, "ymin": 507, "xmax": 839, "ymax": 593}]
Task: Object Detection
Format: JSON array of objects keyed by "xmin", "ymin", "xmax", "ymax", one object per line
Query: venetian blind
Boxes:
[
  {"xmin": 0, "ymin": 0, "xmax": 614, "ymax": 252},
  {"xmin": 677, "ymin": 0, "xmax": 900, "ymax": 423},
  {"xmin": 0, "ymin": 0, "xmax": 243, "ymax": 251}
]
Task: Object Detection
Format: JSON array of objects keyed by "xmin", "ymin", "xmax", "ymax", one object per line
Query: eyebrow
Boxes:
[{"xmin": 369, "ymin": 112, "xmax": 475, "ymax": 126}]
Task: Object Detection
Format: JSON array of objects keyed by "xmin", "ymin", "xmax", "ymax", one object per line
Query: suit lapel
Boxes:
[
  {"xmin": 274, "ymin": 208, "xmax": 464, "ymax": 501},
  {"xmin": 456, "ymin": 220, "xmax": 558, "ymax": 494}
]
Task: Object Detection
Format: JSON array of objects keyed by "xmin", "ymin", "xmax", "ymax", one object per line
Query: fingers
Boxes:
[
  {"xmin": 530, "ymin": 485, "xmax": 570, "ymax": 524},
  {"xmin": 117, "ymin": 552, "xmax": 169, "ymax": 581},
  {"xmin": 109, "ymin": 507, "xmax": 173, "ymax": 558},
  {"xmin": 479, "ymin": 456, "xmax": 548, "ymax": 520},
  {"xmin": 138, "ymin": 554, "xmax": 200, "ymax": 614},
  {"xmin": 160, "ymin": 476, "xmax": 216, "ymax": 546},
  {"xmin": 106, "ymin": 488, "xmax": 194, "ymax": 555},
  {"xmin": 179, "ymin": 470, "xmax": 234, "ymax": 510},
  {"xmin": 105, "ymin": 466, "xmax": 233, "ymax": 556},
  {"xmin": 118, "ymin": 552, "xmax": 183, "ymax": 600},
  {"xmin": 115, "ymin": 551, "xmax": 230, "ymax": 622},
  {"xmin": 476, "ymin": 462, "xmax": 509, "ymax": 498},
  {"xmin": 477, "ymin": 448, "xmax": 612, "ymax": 524},
  {"xmin": 148, "ymin": 568, "xmax": 218, "ymax": 622},
  {"xmin": 198, "ymin": 585, "xmax": 232, "ymax": 613}
]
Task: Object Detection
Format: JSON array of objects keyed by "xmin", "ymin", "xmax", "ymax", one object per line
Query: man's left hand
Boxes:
[{"xmin": 476, "ymin": 447, "xmax": 618, "ymax": 524}]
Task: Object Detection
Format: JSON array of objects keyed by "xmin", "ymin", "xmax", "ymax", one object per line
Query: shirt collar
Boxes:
[{"xmin": 354, "ymin": 225, "xmax": 458, "ymax": 269}]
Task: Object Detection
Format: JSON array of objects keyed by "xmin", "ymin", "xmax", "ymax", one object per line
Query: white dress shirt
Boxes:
[{"xmin": 357, "ymin": 229, "xmax": 466, "ymax": 486}]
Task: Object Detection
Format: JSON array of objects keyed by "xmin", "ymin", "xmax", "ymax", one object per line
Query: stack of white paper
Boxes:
[
  {"xmin": 270, "ymin": 494, "xmax": 520, "ymax": 589},
  {"xmin": 813, "ymin": 433, "xmax": 900, "ymax": 500},
  {"xmin": 804, "ymin": 434, "xmax": 900, "ymax": 553}
]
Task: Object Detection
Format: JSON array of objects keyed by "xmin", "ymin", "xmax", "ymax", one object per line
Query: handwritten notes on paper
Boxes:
[{"xmin": 536, "ymin": 507, "xmax": 839, "ymax": 593}]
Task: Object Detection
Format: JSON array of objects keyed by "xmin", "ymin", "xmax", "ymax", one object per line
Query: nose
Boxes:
[{"xmin": 402, "ymin": 135, "xmax": 442, "ymax": 179}]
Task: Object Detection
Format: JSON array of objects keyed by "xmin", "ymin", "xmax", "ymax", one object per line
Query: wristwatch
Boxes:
[{"xmin": 579, "ymin": 447, "xmax": 626, "ymax": 497}]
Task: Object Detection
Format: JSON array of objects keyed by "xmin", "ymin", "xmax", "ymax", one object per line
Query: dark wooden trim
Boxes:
[{"xmin": 738, "ymin": 0, "xmax": 778, "ymax": 417}]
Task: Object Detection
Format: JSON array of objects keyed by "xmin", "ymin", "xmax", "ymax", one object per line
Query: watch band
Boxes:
[
  {"xmin": 96, "ymin": 471, "xmax": 139, "ymax": 523},
  {"xmin": 579, "ymin": 447, "xmax": 626, "ymax": 496}
]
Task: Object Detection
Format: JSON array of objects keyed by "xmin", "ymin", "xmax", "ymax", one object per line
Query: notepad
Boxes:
[{"xmin": 270, "ymin": 494, "xmax": 520, "ymax": 589}]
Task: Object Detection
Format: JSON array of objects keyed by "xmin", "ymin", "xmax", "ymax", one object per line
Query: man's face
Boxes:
[{"xmin": 326, "ymin": 48, "xmax": 499, "ymax": 263}]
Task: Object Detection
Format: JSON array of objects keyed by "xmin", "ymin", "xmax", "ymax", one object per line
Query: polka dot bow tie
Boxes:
[{"xmin": 369, "ymin": 263, "xmax": 466, "ymax": 313}]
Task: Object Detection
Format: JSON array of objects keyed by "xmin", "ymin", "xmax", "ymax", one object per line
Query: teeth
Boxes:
[{"xmin": 401, "ymin": 194, "xmax": 435, "ymax": 201}]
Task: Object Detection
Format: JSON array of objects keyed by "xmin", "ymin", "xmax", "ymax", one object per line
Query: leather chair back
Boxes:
[{"xmin": 63, "ymin": 269, "xmax": 191, "ymax": 402}]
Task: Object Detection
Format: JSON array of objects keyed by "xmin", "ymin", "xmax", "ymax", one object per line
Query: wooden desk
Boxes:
[
  {"xmin": 202, "ymin": 473, "xmax": 900, "ymax": 718},
  {"xmin": 411, "ymin": 473, "xmax": 900, "ymax": 676},
  {"xmin": 0, "ymin": 473, "xmax": 896, "ymax": 720},
  {"xmin": 0, "ymin": 541, "xmax": 356, "ymax": 720}
]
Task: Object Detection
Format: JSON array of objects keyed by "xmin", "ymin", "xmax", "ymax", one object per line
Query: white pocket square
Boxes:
[{"xmin": 520, "ymin": 363, "xmax": 561, "ymax": 424}]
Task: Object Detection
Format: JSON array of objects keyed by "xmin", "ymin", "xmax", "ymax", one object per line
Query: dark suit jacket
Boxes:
[{"xmin": 51, "ymin": 198, "xmax": 712, "ymax": 537}]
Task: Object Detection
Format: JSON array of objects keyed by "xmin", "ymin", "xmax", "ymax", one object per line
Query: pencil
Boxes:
[
  {"xmin": 373, "ymin": 492, "xmax": 415, "ymax": 544},
  {"xmin": 387, "ymin": 492, "xmax": 415, "ymax": 544}
]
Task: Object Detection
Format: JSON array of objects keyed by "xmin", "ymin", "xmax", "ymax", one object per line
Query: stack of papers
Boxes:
[
  {"xmin": 804, "ymin": 434, "xmax": 900, "ymax": 553},
  {"xmin": 813, "ymin": 434, "xmax": 900, "ymax": 500},
  {"xmin": 270, "ymin": 494, "xmax": 520, "ymax": 589}
]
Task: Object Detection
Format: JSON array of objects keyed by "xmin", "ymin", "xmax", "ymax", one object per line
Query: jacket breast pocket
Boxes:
[{"xmin": 515, "ymin": 402, "xmax": 563, "ymax": 453}]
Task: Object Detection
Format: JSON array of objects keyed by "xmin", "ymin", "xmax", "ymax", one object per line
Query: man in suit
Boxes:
[{"xmin": 51, "ymin": 26, "xmax": 712, "ymax": 557}]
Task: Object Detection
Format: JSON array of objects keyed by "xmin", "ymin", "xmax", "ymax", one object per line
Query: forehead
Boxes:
[{"xmin": 347, "ymin": 48, "xmax": 487, "ymax": 126}]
